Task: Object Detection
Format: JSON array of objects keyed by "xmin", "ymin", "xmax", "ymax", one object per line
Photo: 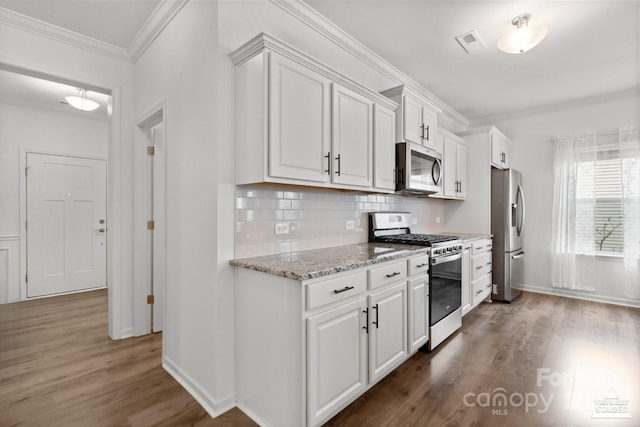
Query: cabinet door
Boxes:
[
  {"xmin": 461, "ymin": 245, "xmax": 471, "ymax": 316},
  {"xmin": 456, "ymin": 143, "xmax": 467, "ymax": 199},
  {"xmin": 368, "ymin": 282, "xmax": 408, "ymax": 383},
  {"xmin": 307, "ymin": 298, "xmax": 367, "ymax": 427},
  {"xmin": 421, "ymin": 107, "xmax": 438, "ymax": 151},
  {"xmin": 373, "ymin": 104, "xmax": 396, "ymax": 191},
  {"xmin": 442, "ymin": 138, "xmax": 457, "ymax": 197},
  {"xmin": 269, "ymin": 53, "xmax": 332, "ymax": 183},
  {"xmin": 332, "ymin": 84, "xmax": 373, "ymax": 187},
  {"xmin": 490, "ymin": 130, "xmax": 509, "ymax": 169},
  {"xmin": 402, "ymin": 94, "xmax": 423, "ymax": 145},
  {"xmin": 408, "ymin": 276, "xmax": 429, "ymax": 353}
]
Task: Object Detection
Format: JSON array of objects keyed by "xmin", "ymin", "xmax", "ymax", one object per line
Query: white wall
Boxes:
[
  {"xmin": 486, "ymin": 93, "xmax": 640, "ymax": 306},
  {"xmin": 133, "ymin": 0, "xmax": 235, "ymax": 416},
  {"xmin": 0, "ymin": 15, "xmax": 135, "ymax": 337},
  {"xmin": 0, "ymin": 101, "xmax": 108, "ymax": 302}
]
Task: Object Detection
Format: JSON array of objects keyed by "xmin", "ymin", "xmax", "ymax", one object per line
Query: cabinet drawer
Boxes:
[
  {"xmin": 306, "ymin": 271, "xmax": 367, "ymax": 310},
  {"xmin": 471, "ymin": 251, "xmax": 492, "ymax": 280},
  {"xmin": 407, "ymin": 255, "xmax": 430, "ymax": 276},
  {"xmin": 368, "ymin": 260, "xmax": 407, "ymax": 289},
  {"xmin": 472, "ymin": 274, "xmax": 492, "ymax": 306},
  {"xmin": 472, "ymin": 238, "xmax": 492, "ymax": 255}
]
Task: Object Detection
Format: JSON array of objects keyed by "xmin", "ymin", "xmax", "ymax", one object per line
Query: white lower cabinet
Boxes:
[
  {"xmin": 368, "ymin": 282, "xmax": 408, "ymax": 383},
  {"xmin": 236, "ymin": 253, "xmax": 430, "ymax": 427},
  {"xmin": 470, "ymin": 237, "xmax": 493, "ymax": 311},
  {"xmin": 307, "ymin": 298, "xmax": 368, "ymax": 427},
  {"xmin": 461, "ymin": 244, "xmax": 472, "ymax": 316},
  {"xmin": 408, "ymin": 276, "xmax": 429, "ymax": 352}
]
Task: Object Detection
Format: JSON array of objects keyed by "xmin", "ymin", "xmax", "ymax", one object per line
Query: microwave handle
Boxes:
[{"xmin": 432, "ymin": 158, "xmax": 442, "ymax": 186}]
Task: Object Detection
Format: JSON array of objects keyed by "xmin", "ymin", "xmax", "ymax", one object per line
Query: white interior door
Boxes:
[
  {"xmin": 151, "ymin": 125, "xmax": 165, "ymax": 332},
  {"xmin": 26, "ymin": 153, "xmax": 107, "ymax": 297}
]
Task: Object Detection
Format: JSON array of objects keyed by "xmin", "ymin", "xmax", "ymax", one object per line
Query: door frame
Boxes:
[
  {"xmin": 134, "ymin": 100, "xmax": 167, "ymax": 338},
  {"xmin": 19, "ymin": 149, "xmax": 108, "ymax": 301}
]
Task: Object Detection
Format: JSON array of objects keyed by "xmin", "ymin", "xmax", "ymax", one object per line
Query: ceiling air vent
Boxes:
[{"xmin": 455, "ymin": 30, "xmax": 486, "ymax": 53}]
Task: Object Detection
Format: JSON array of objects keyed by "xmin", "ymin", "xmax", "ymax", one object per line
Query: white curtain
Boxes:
[
  {"xmin": 551, "ymin": 132, "xmax": 596, "ymax": 290},
  {"xmin": 621, "ymin": 127, "xmax": 640, "ymax": 298}
]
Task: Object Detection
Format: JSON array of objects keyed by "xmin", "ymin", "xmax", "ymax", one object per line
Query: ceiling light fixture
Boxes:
[
  {"xmin": 65, "ymin": 88, "xmax": 99, "ymax": 112},
  {"xmin": 498, "ymin": 14, "xmax": 547, "ymax": 54}
]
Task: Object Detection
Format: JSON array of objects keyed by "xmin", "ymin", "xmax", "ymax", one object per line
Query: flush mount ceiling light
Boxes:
[
  {"xmin": 498, "ymin": 14, "xmax": 548, "ymax": 54},
  {"xmin": 65, "ymin": 88, "xmax": 99, "ymax": 112}
]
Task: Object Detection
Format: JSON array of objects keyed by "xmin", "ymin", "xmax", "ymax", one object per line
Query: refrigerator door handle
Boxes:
[
  {"xmin": 511, "ymin": 251, "xmax": 525, "ymax": 260},
  {"xmin": 516, "ymin": 184, "xmax": 526, "ymax": 236}
]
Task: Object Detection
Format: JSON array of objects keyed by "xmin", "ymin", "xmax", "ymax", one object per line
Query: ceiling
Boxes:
[
  {"xmin": 306, "ymin": 0, "xmax": 640, "ymax": 121},
  {"xmin": 0, "ymin": 0, "xmax": 638, "ymax": 123},
  {"xmin": 0, "ymin": 68, "xmax": 110, "ymax": 117}
]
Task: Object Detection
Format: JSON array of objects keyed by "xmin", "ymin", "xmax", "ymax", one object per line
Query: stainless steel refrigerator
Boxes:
[{"xmin": 491, "ymin": 168, "xmax": 525, "ymax": 302}]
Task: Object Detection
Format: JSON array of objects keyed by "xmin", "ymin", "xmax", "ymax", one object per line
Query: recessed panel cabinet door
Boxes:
[
  {"xmin": 307, "ymin": 298, "xmax": 367, "ymax": 427},
  {"xmin": 373, "ymin": 104, "xmax": 396, "ymax": 191},
  {"xmin": 369, "ymin": 281, "xmax": 408, "ymax": 383},
  {"xmin": 403, "ymin": 94, "xmax": 423, "ymax": 145},
  {"xmin": 408, "ymin": 277, "xmax": 429, "ymax": 353},
  {"xmin": 443, "ymin": 138, "xmax": 457, "ymax": 197},
  {"xmin": 456, "ymin": 143, "xmax": 467, "ymax": 198},
  {"xmin": 269, "ymin": 53, "xmax": 332, "ymax": 183},
  {"xmin": 332, "ymin": 84, "xmax": 373, "ymax": 187}
]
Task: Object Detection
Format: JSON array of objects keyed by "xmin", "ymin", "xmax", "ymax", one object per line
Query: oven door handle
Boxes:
[{"xmin": 431, "ymin": 252, "xmax": 462, "ymax": 265}]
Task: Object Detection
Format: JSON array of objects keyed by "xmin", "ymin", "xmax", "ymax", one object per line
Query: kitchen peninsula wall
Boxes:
[{"xmin": 235, "ymin": 185, "xmax": 445, "ymax": 258}]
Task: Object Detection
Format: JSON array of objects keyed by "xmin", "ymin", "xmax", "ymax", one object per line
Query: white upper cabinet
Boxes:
[
  {"xmin": 490, "ymin": 128, "xmax": 510, "ymax": 169},
  {"xmin": 381, "ymin": 85, "xmax": 442, "ymax": 154},
  {"xmin": 373, "ymin": 104, "xmax": 396, "ymax": 191},
  {"xmin": 436, "ymin": 129, "xmax": 466, "ymax": 200},
  {"xmin": 332, "ymin": 84, "xmax": 373, "ymax": 187},
  {"xmin": 231, "ymin": 34, "xmax": 398, "ymax": 193},
  {"xmin": 270, "ymin": 53, "xmax": 332, "ymax": 183},
  {"xmin": 403, "ymin": 94, "xmax": 424, "ymax": 145}
]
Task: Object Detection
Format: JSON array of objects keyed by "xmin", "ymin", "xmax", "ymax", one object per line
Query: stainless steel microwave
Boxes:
[{"xmin": 395, "ymin": 142, "xmax": 442, "ymax": 195}]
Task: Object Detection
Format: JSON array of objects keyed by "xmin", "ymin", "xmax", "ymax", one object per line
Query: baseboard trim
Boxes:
[
  {"xmin": 517, "ymin": 285, "xmax": 640, "ymax": 309},
  {"xmin": 236, "ymin": 403, "xmax": 271, "ymax": 427},
  {"xmin": 119, "ymin": 327, "xmax": 134, "ymax": 339},
  {"xmin": 163, "ymin": 355, "xmax": 236, "ymax": 419}
]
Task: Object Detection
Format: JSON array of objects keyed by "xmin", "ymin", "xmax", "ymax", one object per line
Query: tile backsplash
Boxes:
[{"xmin": 235, "ymin": 185, "xmax": 445, "ymax": 258}]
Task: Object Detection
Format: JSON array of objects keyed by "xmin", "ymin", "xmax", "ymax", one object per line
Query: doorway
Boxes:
[
  {"xmin": 25, "ymin": 152, "xmax": 107, "ymax": 297},
  {"xmin": 136, "ymin": 103, "xmax": 167, "ymax": 334}
]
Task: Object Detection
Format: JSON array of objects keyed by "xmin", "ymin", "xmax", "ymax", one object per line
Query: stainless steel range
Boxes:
[{"xmin": 369, "ymin": 212, "xmax": 463, "ymax": 351}]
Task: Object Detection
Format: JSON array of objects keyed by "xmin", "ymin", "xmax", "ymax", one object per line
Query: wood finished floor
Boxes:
[{"xmin": 1, "ymin": 290, "xmax": 639, "ymax": 426}]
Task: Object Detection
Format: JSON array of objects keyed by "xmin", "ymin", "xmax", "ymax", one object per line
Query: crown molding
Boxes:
[
  {"xmin": 230, "ymin": 33, "xmax": 398, "ymax": 110},
  {"xmin": 0, "ymin": 7, "xmax": 130, "ymax": 63},
  {"xmin": 128, "ymin": 0, "xmax": 189, "ymax": 63},
  {"xmin": 268, "ymin": 0, "xmax": 469, "ymax": 132}
]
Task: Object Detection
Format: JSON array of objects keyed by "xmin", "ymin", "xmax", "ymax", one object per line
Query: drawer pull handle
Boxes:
[
  {"xmin": 486, "ymin": 262, "xmax": 492, "ymax": 266},
  {"xmin": 385, "ymin": 272, "xmax": 401, "ymax": 278},
  {"xmin": 476, "ymin": 246, "xmax": 483, "ymax": 251},
  {"xmin": 476, "ymin": 290, "xmax": 483, "ymax": 295},
  {"xmin": 372, "ymin": 303, "xmax": 379, "ymax": 328},
  {"xmin": 416, "ymin": 263, "xmax": 429, "ymax": 268},
  {"xmin": 475, "ymin": 266, "xmax": 483, "ymax": 270},
  {"xmin": 363, "ymin": 308, "xmax": 369, "ymax": 333},
  {"xmin": 333, "ymin": 286, "xmax": 354, "ymax": 294}
]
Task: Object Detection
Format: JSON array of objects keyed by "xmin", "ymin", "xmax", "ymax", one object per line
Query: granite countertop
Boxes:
[{"xmin": 230, "ymin": 243, "xmax": 430, "ymax": 281}]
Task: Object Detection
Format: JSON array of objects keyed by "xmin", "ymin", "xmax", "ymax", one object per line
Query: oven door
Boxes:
[{"xmin": 429, "ymin": 252, "xmax": 462, "ymax": 326}]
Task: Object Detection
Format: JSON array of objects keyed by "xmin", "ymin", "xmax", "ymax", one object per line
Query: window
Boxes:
[{"xmin": 575, "ymin": 132, "xmax": 639, "ymax": 254}]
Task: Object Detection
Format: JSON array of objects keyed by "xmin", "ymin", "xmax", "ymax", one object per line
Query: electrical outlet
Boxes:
[
  {"xmin": 435, "ymin": 217, "xmax": 441, "ymax": 224},
  {"xmin": 274, "ymin": 222, "xmax": 289, "ymax": 235},
  {"xmin": 345, "ymin": 220, "xmax": 355, "ymax": 230},
  {"xmin": 411, "ymin": 217, "xmax": 418, "ymax": 225}
]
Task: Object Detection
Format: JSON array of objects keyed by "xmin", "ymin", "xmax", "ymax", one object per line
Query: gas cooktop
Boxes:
[{"xmin": 368, "ymin": 212, "xmax": 460, "ymax": 247}]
